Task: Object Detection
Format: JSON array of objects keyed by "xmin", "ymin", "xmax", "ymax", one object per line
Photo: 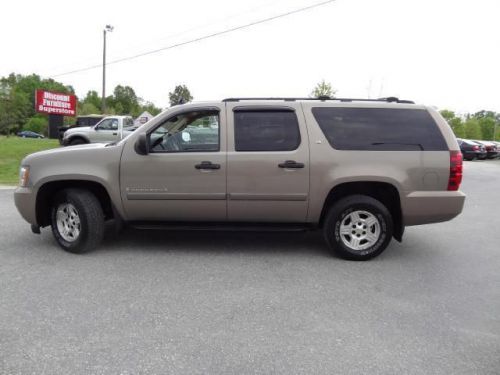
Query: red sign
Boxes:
[{"xmin": 35, "ymin": 89, "xmax": 77, "ymax": 116}]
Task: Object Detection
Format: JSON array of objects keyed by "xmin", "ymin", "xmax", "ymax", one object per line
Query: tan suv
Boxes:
[{"xmin": 14, "ymin": 97, "xmax": 465, "ymax": 260}]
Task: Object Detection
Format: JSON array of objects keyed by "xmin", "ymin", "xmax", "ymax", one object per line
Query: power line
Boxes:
[{"xmin": 51, "ymin": 0, "xmax": 336, "ymax": 78}]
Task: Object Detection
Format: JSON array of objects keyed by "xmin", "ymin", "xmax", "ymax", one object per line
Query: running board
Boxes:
[{"xmin": 129, "ymin": 221, "xmax": 315, "ymax": 232}]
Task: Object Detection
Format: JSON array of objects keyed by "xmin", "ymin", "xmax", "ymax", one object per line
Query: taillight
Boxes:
[
  {"xmin": 448, "ymin": 151, "xmax": 463, "ymax": 191},
  {"xmin": 472, "ymin": 145, "xmax": 479, "ymax": 151}
]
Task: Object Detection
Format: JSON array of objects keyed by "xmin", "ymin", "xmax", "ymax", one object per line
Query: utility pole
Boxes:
[{"xmin": 102, "ymin": 25, "xmax": 114, "ymax": 113}]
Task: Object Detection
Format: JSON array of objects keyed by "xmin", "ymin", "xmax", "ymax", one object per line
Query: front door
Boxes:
[
  {"xmin": 91, "ymin": 118, "xmax": 119, "ymax": 143},
  {"xmin": 120, "ymin": 107, "xmax": 227, "ymax": 221},
  {"xmin": 225, "ymin": 102, "xmax": 310, "ymax": 222}
]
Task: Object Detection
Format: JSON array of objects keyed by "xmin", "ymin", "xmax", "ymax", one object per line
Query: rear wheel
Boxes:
[
  {"xmin": 50, "ymin": 189, "xmax": 104, "ymax": 253},
  {"xmin": 323, "ymin": 195, "xmax": 393, "ymax": 260}
]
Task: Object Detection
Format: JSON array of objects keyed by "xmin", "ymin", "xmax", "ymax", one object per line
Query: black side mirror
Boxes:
[{"xmin": 135, "ymin": 133, "xmax": 149, "ymax": 155}]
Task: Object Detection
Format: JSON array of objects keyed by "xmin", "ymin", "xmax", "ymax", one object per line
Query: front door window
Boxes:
[{"xmin": 149, "ymin": 111, "xmax": 219, "ymax": 153}]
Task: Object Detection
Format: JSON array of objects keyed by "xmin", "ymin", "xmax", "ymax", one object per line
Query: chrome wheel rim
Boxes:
[
  {"xmin": 56, "ymin": 203, "xmax": 81, "ymax": 242},
  {"xmin": 339, "ymin": 210, "xmax": 381, "ymax": 251}
]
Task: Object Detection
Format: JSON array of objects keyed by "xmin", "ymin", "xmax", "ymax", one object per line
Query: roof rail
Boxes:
[{"xmin": 222, "ymin": 97, "xmax": 415, "ymax": 104}]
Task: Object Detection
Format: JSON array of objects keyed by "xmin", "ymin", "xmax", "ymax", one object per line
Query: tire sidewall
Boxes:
[
  {"xmin": 333, "ymin": 205, "xmax": 388, "ymax": 258},
  {"xmin": 325, "ymin": 196, "xmax": 393, "ymax": 260},
  {"xmin": 51, "ymin": 191, "xmax": 90, "ymax": 252}
]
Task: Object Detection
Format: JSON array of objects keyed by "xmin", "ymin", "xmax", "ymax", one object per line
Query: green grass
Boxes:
[{"xmin": 0, "ymin": 136, "xmax": 59, "ymax": 185}]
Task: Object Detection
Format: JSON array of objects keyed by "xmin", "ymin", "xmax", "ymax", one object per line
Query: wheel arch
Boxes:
[
  {"xmin": 35, "ymin": 180, "xmax": 114, "ymax": 227},
  {"xmin": 319, "ymin": 181, "xmax": 404, "ymax": 241}
]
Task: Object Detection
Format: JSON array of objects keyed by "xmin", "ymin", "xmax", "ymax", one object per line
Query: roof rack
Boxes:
[{"xmin": 222, "ymin": 96, "xmax": 415, "ymax": 104}]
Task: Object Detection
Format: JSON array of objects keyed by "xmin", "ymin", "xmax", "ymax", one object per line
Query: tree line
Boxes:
[
  {"xmin": 1, "ymin": 74, "xmax": 498, "ymax": 141},
  {"xmin": 439, "ymin": 110, "xmax": 499, "ymax": 141},
  {"xmin": 0, "ymin": 73, "xmax": 193, "ymax": 136}
]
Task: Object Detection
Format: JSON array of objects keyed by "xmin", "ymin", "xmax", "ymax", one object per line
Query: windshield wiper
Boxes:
[{"xmin": 371, "ymin": 142, "xmax": 424, "ymax": 151}]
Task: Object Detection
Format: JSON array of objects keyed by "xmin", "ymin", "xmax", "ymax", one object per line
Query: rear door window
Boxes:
[
  {"xmin": 234, "ymin": 110, "xmax": 300, "ymax": 151},
  {"xmin": 311, "ymin": 107, "xmax": 447, "ymax": 151}
]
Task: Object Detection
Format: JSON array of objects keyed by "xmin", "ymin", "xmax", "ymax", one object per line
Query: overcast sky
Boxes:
[{"xmin": 1, "ymin": 0, "xmax": 498, "ymax": 113}]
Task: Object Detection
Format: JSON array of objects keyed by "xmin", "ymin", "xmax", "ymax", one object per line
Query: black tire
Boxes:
[
  {"xmin": 69, "ymin": 138, "xmax": 86, "ymax": 146},
  {"xmin": 50, "ymin": 189, "xmax": 104, "ymax": 253},
  {"xmin": 323, "ymin": 195, "xmax": 393, "ymax": 261}
]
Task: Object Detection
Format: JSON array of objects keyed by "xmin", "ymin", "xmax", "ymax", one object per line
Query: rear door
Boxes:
[{"xmin": 225, "ymin": 102, "xmax": 310, "ymax": 222}]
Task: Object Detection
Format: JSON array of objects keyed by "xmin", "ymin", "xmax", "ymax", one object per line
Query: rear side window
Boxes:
[
  {"xmin": 234, "ymin": 110, "xmax": 301, "ymax": 151},
  {"xmin": 311, "ymin": 107, "xmax": 447, "ymax": 151}
]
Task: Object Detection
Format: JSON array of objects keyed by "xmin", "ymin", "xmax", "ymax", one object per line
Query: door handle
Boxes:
[
  {"xmin": 278, "ymin": 160, "xmax": 305, "ymax": 169},
  {"xmin": 195, "ymin": 161, "xmax": 221, "ymax": 170},
  {"xmin": 112, "ymin": 132, "xmax": 117, "ymax": 135}
]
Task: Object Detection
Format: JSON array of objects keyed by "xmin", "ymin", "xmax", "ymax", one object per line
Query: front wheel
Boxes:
[
  {"xmin": 51, "ymin": 189, "xmax": 104, "ymax": 253},
  {"xmin": 323, "ymin": 195, "xmax": 393, "ymax": 260},
  {"xmin": 69, "ymin": 138, "xmax": 86, "ymax": 146}
]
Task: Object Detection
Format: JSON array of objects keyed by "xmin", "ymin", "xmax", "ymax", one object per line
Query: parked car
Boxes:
[
  {"xmin": 62, "ymin": 115, "xmax": 135, "ymax": 146},
  {"xmin": 493, "ymin": 141, "xmax": 500, "ymax": 153},
  {"xmin": 457, "ymin": 138, "xmax": 487, "ymax": 160},
  {"xmin": 58, "ymin": 114, "xmax": 106, "ymax": 144},
  {"xmin": 17, "ymin": 131, "xmax": 44, "ymax": 139},
  {"xmin": 472, "ymin": 140, "xmax": 499, "ymax": 159},
  {"xmin": 14, "ymin": 97, "xmax": 465, "ymax": 260}
]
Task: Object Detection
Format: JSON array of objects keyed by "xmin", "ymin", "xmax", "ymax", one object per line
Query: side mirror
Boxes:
[{"xmin": 134, "ymin": 133, "xmax": 149, "ymax": 155}]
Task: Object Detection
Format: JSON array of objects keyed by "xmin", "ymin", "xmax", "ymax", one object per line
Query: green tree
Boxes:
[
  {"xmin": 81, "ymin": 90, "xmax": 102, "ymax": 112},
  {"xmin": 440, "ymin": 110, "xmax": 465, "ymax": 138},
  {"xmin": 472, "ymin": 110, "xmax": 500, "ymax": 121},
  {"xmin": 108, "ymin": 85, "xmax": 140, "ymax": 115},
  {"xmin": 464, "ymin": 118, "xmax": 482, "ymax": 140},
  {"xmin": 0, "ymin": 73, "xmax": 73, "ymax": 134},
  {"xmin": 310, "ymin": 79, "xmax": 336, "ymax": 98},
  {"xmin": 79, "ymin": 102, "xmax": 100, "ymax": 116},
  {"xmin": 168, "ymin": 84, "xmax": 193, "ymax": 106},
  {"xmin": 440, "ymin": 109, "xmax": 455, "ymax": 122},
  {"xmin": 140, "ymin": 101, "xmax": 162, "ymax": 116},
  {"xmin": 477, "ymin": 117, "xmax": 495, "ymax": 140},
  {"xmin": 450, "ymin": 118, "xmax": 466, "ymax": 138},
  {"xmin": 0, "ymin": 85, "xmax": 30, "ymax": 135}
]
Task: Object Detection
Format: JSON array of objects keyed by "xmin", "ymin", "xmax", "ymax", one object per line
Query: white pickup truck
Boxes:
[{"xmin": 62, "ymin": 115, "xmax": 136, "ymax": 146}]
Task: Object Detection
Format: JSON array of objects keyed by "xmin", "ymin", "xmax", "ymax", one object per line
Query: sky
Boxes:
[{"xmin": 1, "ymin": 0, "xmax": 499, "ymax": 114}]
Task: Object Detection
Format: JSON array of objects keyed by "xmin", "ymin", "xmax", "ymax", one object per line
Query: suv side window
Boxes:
[
  {"xmin": 149, "ymin": 110, "xmax": 219, "ymax": 152},
  {"xmin": 312, "ymin": 107, "xmax": 448, "ymax": 151},
  {"xmin": 234, "ymin": 110, "xmax": 300, "ymax": 151},
  {"xmin": 97, "ymin": 118, "xmax": 118, "ymax": 131}
]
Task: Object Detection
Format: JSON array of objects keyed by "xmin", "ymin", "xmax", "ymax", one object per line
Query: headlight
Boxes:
[{"xmin": 19, "ymin": 166, "xmax": 30, "ymax": 187}]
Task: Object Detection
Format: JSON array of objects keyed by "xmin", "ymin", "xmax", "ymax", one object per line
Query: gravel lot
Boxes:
[{"xmin": 1, "ymin": 161, "xmax": 499, "ymax": 374}]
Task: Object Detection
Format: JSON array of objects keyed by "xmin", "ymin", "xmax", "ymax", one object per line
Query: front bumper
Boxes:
[
  {"xmin": 402, "ymin": 191, "xmax": 466, "ymax": 226},
  {"xmin": 14, "ymin": 187, "xmax": 37, "ymax": 225}
]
